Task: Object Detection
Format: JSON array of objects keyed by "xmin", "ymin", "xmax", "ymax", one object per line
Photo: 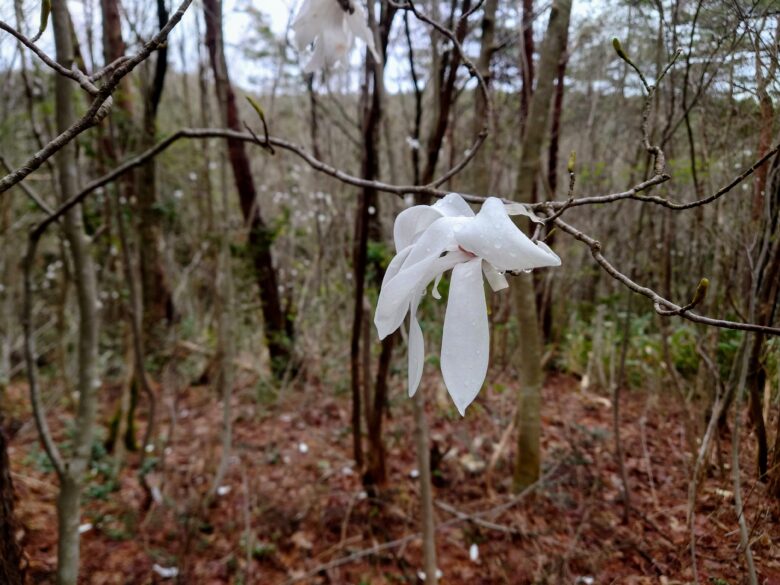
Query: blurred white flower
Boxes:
[
  {"xmin": 417, "ymin": 569, "xmax": 443, "ymax": 581},
  {"xmin": 469, "ymin": 543, "xmax": 479, "ymax": 562},
  {"xmin": 374, "ymin": 193, "xmax": 560, "ymax": 415},
  {"xmin": 152, "ymin": 564, "xmax": 179, "ymax": 579},
  {"xmin": 293, "ymin": 0, "xmax": 379, "ymax": 73}
]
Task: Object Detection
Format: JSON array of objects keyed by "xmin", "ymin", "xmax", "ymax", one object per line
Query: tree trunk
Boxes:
[
  {"xmin": 203, "ymin": 0, "xmax": 292, "ymax": 379},
  {"xmin": 540, "ymin": 42, "xmax": 569, "ymax": 342},
  {"xmin": 520, "ymin": 0, "xmax": 535, "ymax": 135},
  {"xmin": 418, "ymin": 0, "xmax": 471, "ymax": 201},
  {"xmin": 413, "ymin": 389, "xmax": 437, "ymax": 585},
  {"xmin": 137, "ymin": 0, "xmax": 174, "ymax": 338},
  {"xmin": 352, "ymin": 3, "xmax": 396, "ymax": 482},
  {"xmin": 53, "ymin": 2, "xmax": 101, "ymax": 582},
  {"xmin": 512, "ymin": 0, "xmax": 572, "ymax": 492},
  {"xmin": 469, "ymin": 0, "xmax": 498, "ymax": 194},
  {"xmin": 0, "ymin": 428, "xmax": 23, "ymax": 585}
]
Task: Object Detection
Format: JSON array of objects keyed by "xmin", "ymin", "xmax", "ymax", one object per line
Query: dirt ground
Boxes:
[{"xmin": 5, "ymin": 371, "xmax": 780, "ymax": 584}]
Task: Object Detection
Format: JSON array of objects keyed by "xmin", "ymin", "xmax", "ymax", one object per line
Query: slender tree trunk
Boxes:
[
  {"xmin": 353, "ymin": 3, "xmax": 397, "ymax": 482},
  {"xmin": 469, "ymin": 0, "xmax": 498, "ymax": 194},
  {"xmin": 203, "ymin": 0, "xmax": 292, "ymax": 379},
  {"xmin": 0, "ymin": 427, "xmax": 23, "ymax": 585},
  {"xmin": 137, "ymin": 0, "xmax": 174, "ymax": 338},
  {"xmin": 413, "ymin": 389, "xmax": 437, "ymax": 585},
  {"xmin": 418, "ymin": 0, "xmax": 471, "ymax": 201},
  {"xmin": 99, "ymin": 0, "xmax": 155, "ymax": 461},
  {"xmin": 520, "ymin": 0, "xmax": 535, "ymax": 135},
  {"xmin": 540, "ymin": 42, "xmax": 568, "ymax": 342},
  {"xmin": 512, "ymin": 0, "xmax": 572, "ymax": 492},
  {"xmin": 0, "ymin": 194, "xmax": 14, "ymax": 391},
  {"xmin": 52, "ymin": 3, "xmax": 101, "ymax": 582},
  {"xmin": 211, "ymin": 152, "xmax": 236, "ymax": 497}
]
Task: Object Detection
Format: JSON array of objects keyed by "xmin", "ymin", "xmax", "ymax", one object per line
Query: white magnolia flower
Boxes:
[
  {"xmin": 374, "ymin": 193, "xmax": 561, "ymax": 415},
  {"xmin": 293, "ymin": 0, "xmax": 379, "ymax": 73}
]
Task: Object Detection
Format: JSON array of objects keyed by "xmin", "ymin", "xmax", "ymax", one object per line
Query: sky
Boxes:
[{"xmin": 0, "ymin": 1, "xmax": 620, "ymax": 96}]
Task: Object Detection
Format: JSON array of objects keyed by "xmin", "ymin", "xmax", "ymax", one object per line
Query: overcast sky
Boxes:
[{"xmin": 0, "ymin": 1, "xmax": 604, "ymax": 95}]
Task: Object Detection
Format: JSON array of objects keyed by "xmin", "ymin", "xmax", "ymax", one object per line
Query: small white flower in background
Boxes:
[
  {"xmin": 469, "ymin": 543, "xmax": 479, "ymax": 562},
  {"xmin": 374, "ymin": 193, "xmax": 560, "ymax": 415},
  {"xmin": 216, "ymin": 485, "xmax": 231, "ymax": 497},
  {"xmin": 78, "ymin": 523, "xmax": 93, "ymax": 535},
  {"xmin": 417, "ymin": 569, "xmax": 443, "ymax": 581},
  {"xmin": 297, "ymin": 442, "xmax": 309, "ymax": 454},
  {"xmin": 293, "ymin": 0, "xmax": 379, "ymax": 73},
  {"xmin": 152, "ymin": 564, "xmax": 179, "ymax": 579}
]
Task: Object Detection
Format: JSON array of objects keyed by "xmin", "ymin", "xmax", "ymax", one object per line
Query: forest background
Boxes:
[{"xmin": 0, "ymin": 0, "xmax": 779, "ymax": 583}]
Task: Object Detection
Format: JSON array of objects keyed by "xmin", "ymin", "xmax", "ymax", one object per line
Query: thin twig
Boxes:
[
  {"xmin": 0, "ymin": 19, "xmax": 99, "ymax": 95},
  {"xmin": 553, "ymin": 218, "xmax": 780, "ymax": 336}
]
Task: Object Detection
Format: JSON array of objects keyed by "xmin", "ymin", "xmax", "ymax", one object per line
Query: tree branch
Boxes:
[
  {"xmin": 553, "ymin": 218, "xmax": 780, "ymax": 336},
  {"xmin": 0, "ymin": 0, "xmax": 193, "ymax": 196}
]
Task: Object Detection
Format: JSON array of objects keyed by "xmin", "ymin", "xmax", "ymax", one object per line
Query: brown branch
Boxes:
[
  {"xmin": 0, "ymin": 19, "xmax": 99, "ymax": 95},
  {"xmin": 554, "ymin": 218, "xmax": 780, "ymax": 336},
  {"xmin": 0, "ymin": 0, "xmax": 193, "ymax": 195},
  {"xmin": 390, "ymin": 0, "xmax": 491, "ymax": 188},
  {"xmin": 0, "ymin": 155, "xmax": 53, "ymax": 214}
]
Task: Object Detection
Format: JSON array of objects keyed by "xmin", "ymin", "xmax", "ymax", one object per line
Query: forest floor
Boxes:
[{"xmin": 5, "ymin": 371, "xmax": 780, "ymax": 584}]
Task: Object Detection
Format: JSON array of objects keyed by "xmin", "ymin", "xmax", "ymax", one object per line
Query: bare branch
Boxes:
[
  {"xmin": 0, "ymin": 19, "xmax": 99, "ymax": 95},
  {"xmin": 390, "ymin": 0, "xmax": 491, "ymax": 188},
  {"xmin": 553, "ymin": 218, "xmax": 780, "ymax": 336},
  {"xmin": 0, "ymin": 0, "xmax": 193, "ymax": 196},
  {"xmin": 0, "ymin": 155, "xmax": 54, "ymax": 214}
]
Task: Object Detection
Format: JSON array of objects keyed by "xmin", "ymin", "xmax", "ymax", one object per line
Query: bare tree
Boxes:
[
  {"xmin": 203, "ymin": 0, "xmax": 293, "ymax": 379},
  {"xmin": 49, "ymin": 3, "xmax": 101, "ymax": 582},
  {"xmin": 513, "ymin": 0, "xmax": 572, "ymax": 491}
]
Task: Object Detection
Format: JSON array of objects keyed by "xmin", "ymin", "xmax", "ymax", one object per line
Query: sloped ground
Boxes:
[{"xmin": 6, "ymin": 372, "xmax": 780, "ymax": 584}]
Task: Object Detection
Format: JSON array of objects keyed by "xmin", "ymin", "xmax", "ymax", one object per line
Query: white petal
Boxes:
[
  {"xmin": 401, "ymin": 216, "xmax": 467, "ymax": 270},
  {"xmin": 432, "ymin": 193, "xmax": 475, "ymax": 217},
  {"xmin": 291, "ymin": 0, "xmax": 318, "ymax": 48},
  {"xmin": 441, "ymin": 259, "xmax": 489, "ymax": 415},
  {"xmin": 504, "ymin": 202, "xmax": 544, "ymax": 223},
  {"xmin": 319, "ymin": 25, "xmax": 352, "ymax": 68},
  {"xmin": 482, "ymin": 262, "xmax": 509, "ymax": 291},
  {"xmin": 382, "ymin": 245, "xmax": 412, "ymax": 287},
  {"xmin": 302, "ymin": 41, "xmax": 327, "ymax": 73},
  {"xmin": 456, "ymin": 197, "xmax": 561, "ymax": 272},
  {"xmin": 408, "ymin": 293, "xmax": 424, "ymax": 397},
  {"xmin": 432, "ymin": 272, "xmax": 443, "ymax": 299},
  {"xmin": 295, "ymin": 0, "xmax": 353, "ymax": 72},
  {"xmin": 393, "ymin": 205, "xmax": 442, "ymax": 251},
  {"xmin": 375, "ymin": 250, "xmax": 470, "ymax": 339},
  {"xmin": 346, "ymin": 5, "xmax": 380, "ymax": 62}
]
